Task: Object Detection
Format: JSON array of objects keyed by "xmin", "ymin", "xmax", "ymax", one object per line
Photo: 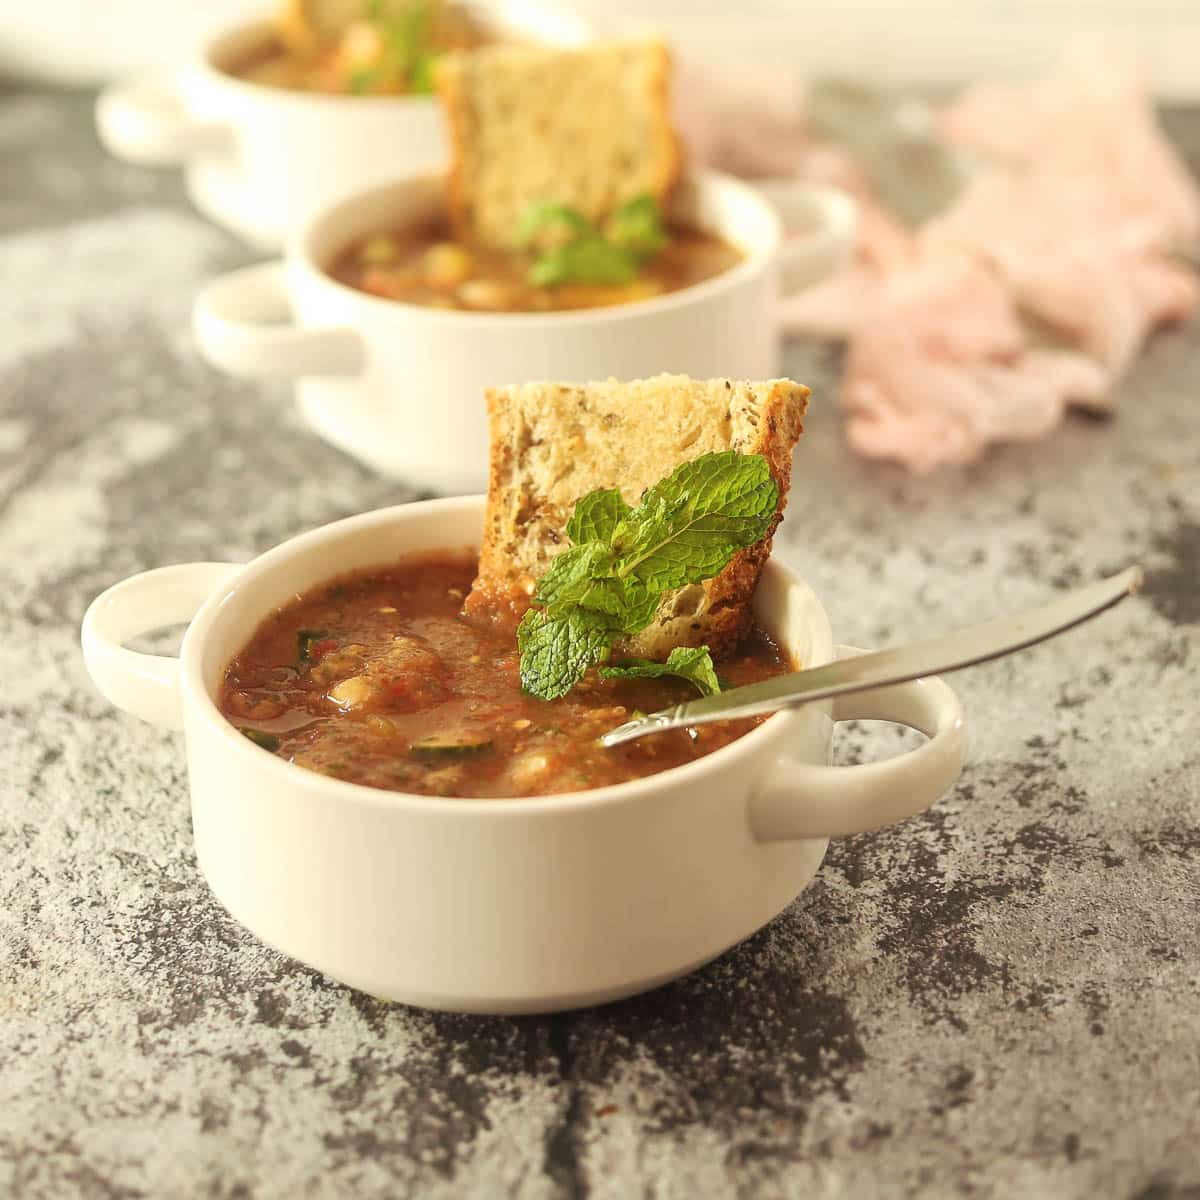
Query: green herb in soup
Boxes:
[
  {"xmin": 327, "ymin": 206, "xmax": 742, "ymax": 312},
  {"xmin": 218, "ymin": 553, "xmax": 792, "ymax": 798},
  {"xmin": 599, "ymin": 647, "xmax": 723, "ymax": 696},
  {"xmin": 519, "ymin": 194, "xmax": 671, "ymax": 288}
]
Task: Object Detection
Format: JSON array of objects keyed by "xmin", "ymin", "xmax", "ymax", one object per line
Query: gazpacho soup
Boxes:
[
  {"xmin": 329, "ymin": 222, "xmax": 743, "ymax": 313},
  {"xmin": 328, "ymin": 198, "xmax": 744, "ymax": 313},
  {"xmin": 230, "ymin": 2, "xmax": 491, "ymax": 96},
  {"xmin": 218, "ymin": 552, "xmax": 793, "ymax": 798}
]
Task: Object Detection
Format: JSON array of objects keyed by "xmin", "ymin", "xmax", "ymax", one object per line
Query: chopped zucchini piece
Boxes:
[
  {"xmin": 410, "ymin": 732, "xmax": 493, "ymax": 759},
  {"xmin": 297, "ymin": 629, "xmax": 329, "ymax": 662},
  {"xmin": 241, "ymin": 728, "xmax": 280, "ymax": 752}
]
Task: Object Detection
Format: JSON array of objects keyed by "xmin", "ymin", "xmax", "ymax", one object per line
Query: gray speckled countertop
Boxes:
[{"xmin": 2, "ymin": 87, "xmax": 1198, "ymax": 1200}]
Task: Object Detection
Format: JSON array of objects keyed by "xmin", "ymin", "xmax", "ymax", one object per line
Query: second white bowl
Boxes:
[
  {"xmin": 95, "ymin": 3, "xmax": 590, "ymax": 249},
  {"xmin": 191, "ymin": 169, "xmax": 855, "ymax": 491}
]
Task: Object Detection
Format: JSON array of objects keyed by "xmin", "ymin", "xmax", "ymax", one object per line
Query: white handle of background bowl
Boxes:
[
  {"xmin": 81, "ymin": 563, "xmax": 242, "ymax": 731},
  {"xmin": 759, "ymin": 181, "xmax": 858, "ymax": 296},
  {"xmin": 95, "ymin": 72, "xmax": 232, "ymax": 165},
  {"xmin": 750, "ymin": 645, "xmax": 965, "ymax": 840},
  {"xmin": 193, "ymin": 262, "xmax": 365, "ymax": 379}
]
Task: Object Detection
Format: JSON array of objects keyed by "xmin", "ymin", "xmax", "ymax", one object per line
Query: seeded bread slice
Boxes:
[
  {"xmin": 436, "ymin": 40, "xmax": 682, "ymax": 252},
  {"xmin": 467, "ymin": 375, "xmax": 810, "ymax": 661}
]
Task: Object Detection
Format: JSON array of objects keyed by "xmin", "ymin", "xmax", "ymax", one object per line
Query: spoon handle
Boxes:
[{"xmin": 600, "ymin": 565, "xmax": 1143, "ymax": 748}]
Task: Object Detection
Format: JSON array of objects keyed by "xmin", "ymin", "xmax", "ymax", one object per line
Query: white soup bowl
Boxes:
[
  {"xmin": 191, "ymin": 170, "xmax": 856, "ymax": 492},
  {"xmin": 94, "ymin": 3, "xmax": 587, "ymax": 249},
  {"xmin": 81, "ymin": 496, "xmax": 965, "ymax": 1015}
]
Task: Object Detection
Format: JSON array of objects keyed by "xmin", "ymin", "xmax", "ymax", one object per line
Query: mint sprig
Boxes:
[
  {"xmin": 517, "ymin": 607, "xmax": 616, "ymax": 702},
  {"xmin": 609, "ymin": 455, "xmax": 780, "ymax": 593},
  {"xmin": 565, "ymin": 488, "xmax": 631, "ymax": 544},
  {"xmin": 517, "ymin": 201, "xmax": 590, "ymax": 245},
  {"xmin": 528, "ymin": 238, "xmax": 638, "ymax": 288},
  {"xmin": 518, "ymin": 194, "xmax": 670, "ymax": 289},
  {"xmin": 605, "ymin": 194, "xmax": 669, "ymax": 258},
  {"xmin": 600, "ymin": 647, "xmax": 722, "ymax": 697},
  {"xmin": 517, "ymin": 451, "xmax": 778, "ymax": 700}
]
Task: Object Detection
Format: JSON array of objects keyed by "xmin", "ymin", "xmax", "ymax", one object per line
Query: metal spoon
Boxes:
[{"xmin": 600, "ymin": 566, "xmax": 1143, "ymax": 748}]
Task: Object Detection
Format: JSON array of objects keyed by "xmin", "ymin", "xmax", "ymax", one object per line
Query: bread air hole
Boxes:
[{"xmin": 670, "ymin": 584, "xmax": 705, "ymax": 618}]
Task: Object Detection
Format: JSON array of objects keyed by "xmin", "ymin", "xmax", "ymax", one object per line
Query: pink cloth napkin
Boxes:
[{"xmin": 675, "ymin": 45, "xmax": 1200, "ymax": 472}]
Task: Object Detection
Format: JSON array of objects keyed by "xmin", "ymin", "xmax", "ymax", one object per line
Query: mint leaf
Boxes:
[
  {"xmin": 534, "ymin": 543, "xmax": 614, "ymax": 613},
  {"xmin": 518, "ymin": 196, "xmax": 668, "ymax": 289},
  {"xmin": 566, "ymin": 488, "xmax": 631, "ymax": 545},
  {"xmin": 611, "ymin": 451, "xmax": 778, "ymax": 593},
  {"xmin": 606, "ymin": 195, "xmax": 669, "ymax": 259},
  {"xmin": 572, "ymin": 575, "xmax": 659, "ymax": 631},
  {"xmin": 610, "ymin": 578, "xmax": 659, "ymax": 633},
  {"xmin": 368, "ymin": 1, "xmax": 437, "ymax": 92},
  {"xmin": 528, "ymin": 236, "xmax": 638, "ymax": 287},
  {"xmin": 381, "ymin": 0, "xmax": 432, "ymax": 55},
  {"xmin": 536, "ymin": 556, "xmax": 653, "ymax": 630},
  {"xmin": 517, "ymin": 607, "xmax": 613, "ymax": 700},
  {"xmin": 518, "ymin": 201, "xmax": 591, "ymax": 247},
  {"xmin": 535, "ymin": 533, "xmax": 654, "ymax": 631},
  {"xmin": 408, "ymin": 52, "xmax": 438, "ymax": 94},
  {"xmin": 600, "ymin": 646, "xmax": 722, "ymax": 697}
]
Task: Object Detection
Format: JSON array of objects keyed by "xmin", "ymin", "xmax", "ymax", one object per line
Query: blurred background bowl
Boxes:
[{"xmin": 7, "ymin": 0, "xmax": 1196, "ymax": 98}]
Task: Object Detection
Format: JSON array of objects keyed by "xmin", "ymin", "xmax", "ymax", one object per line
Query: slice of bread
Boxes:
[
  {"xmin": 436, "ymin": 41, "xmax": 682, "ymax": 251},
  {"xmin": 467, "ymin": 375, "xmax": 810, "ymax": 661}
]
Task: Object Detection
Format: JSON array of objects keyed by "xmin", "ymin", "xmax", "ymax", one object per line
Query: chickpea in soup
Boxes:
[{"xmin": 218, "ymin": 553, "xmax": 793, "ymax": 798}]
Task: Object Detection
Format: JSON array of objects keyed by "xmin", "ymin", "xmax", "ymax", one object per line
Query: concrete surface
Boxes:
[{"xmin": 1, "ymin": 88, "xmax": 1197, "ymax": 1199}]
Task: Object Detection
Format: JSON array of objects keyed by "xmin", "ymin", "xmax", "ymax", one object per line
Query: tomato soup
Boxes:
[{"xmin": 218, "ymin": 552, "xmax": 792, "ymax": 797}]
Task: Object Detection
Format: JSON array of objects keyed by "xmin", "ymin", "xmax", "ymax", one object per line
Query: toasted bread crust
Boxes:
[
  {"xmin": 647, "ymin": 40, "xmax": 683, "ymax": 207},
  {"xmin": 436, "ymin": 40, "xmax": 682, "ymax": 250},
  {"xmin": 468, "ymin": 376, "xmax": 809, "ymax": 662},
  {"xmin": 434, "ymin": 49, "xmax": 472, "ymax": 239}
]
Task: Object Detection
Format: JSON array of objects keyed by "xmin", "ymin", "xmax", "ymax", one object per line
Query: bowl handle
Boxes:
[
  {"xmin": 95, "ymin": 72, "xmax": 232, "ymax": 165},
  {"xmin": 193, "ymin": 262, "xmax": 365, "ymax": 380},
  {"xmin": 749, "ymin": 645, "xmax": 966, "ymax": 841},
  {"xmin": 758, "ymin": 181, "xmax": 858, "ymax": 296},
  {"xmin": 81, "ymin": 563, "xmax": 242, "ymax": 731}
]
